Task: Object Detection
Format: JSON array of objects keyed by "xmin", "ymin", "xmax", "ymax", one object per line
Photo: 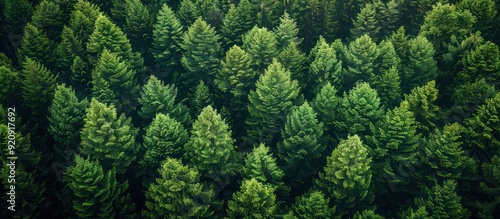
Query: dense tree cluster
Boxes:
[{"xmin": 1, "ymin": 0, "xmax": 500, "ymax": 218}]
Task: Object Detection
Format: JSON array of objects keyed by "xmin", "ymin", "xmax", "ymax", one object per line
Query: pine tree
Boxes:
[
  {"xmin": 20, "ymin": 58, "xmax": 58, "ymax": 121},
  {"xmin": 91, "ymin": 70, "xmax": 118, "ymax": 107},
  {"xmin": 57, "ymin": 26, "xmax": 85, "ymax": 80},
  {"xmin": 150, "ymin": 4, "xmax": 184, "ymax": 79},
  {"xmin": 451, "ymin": 78, "xmax": 496, "ymax": 120},
  {"xmin": 311, "ymin": 82, "xmax": 343, "ymax": 141},
  {"xmin": 143, "ymin": 158, "xmax": 214, "ymax": 218},
  {"xmin": 414, "ymin": 180, "xmax": 471, "ymax": 219},
  {"xmin": 80, "ymin": 99, "xmax": 139, "ymax": 174},
  {"xmin": 0, "ymin": 66, "xmax": 20, "ymax": 106},
  {"xmin": 220, "ymin": 0, "xmax": 256, "ymax": 48},
  {"xmin": 404, "ymin": 80, "xmax": 441, "ymax": 134},
  {"xmin": 138, "ymin": 75, "xmax": 192, "ymax": 128},
  {"xmin": 350, "ymin": 3, "xmax": 381, "ymax": 42},
  {"xmin": 2, "ymin": 0, "xmax": 33, "ymax": 35},
  {"xmin": 276, "ymin": 41, "xmax": 307, "ymax": 90},
  {"xmin": 63, "ymin": 156, "xmax": 125, "ymax": 218},
  {"xmin": 248, "ymin": 0, "xmax": 281, "ymax": 28},
  {"xmin": 226, "ymin": 178, "xmax": 277, "ymax": 218},
  {"xmin": 215, "ymin": 45, "xmax": 255, "ymax": 97},
  {"xmin": 290, "ymin": 190, "xmax": 335, "ymax": 219},
  {"xmin": 242, "ymin": 26, "xmax": 278, "ymax": 73},
  {"xmin": 478, "ymin": 155, "xmax": 500, "ymax": 218},
  {"xmin": 308, "ymin": 38, "xmax": 342, "ymax": 95},
  {"xmin": 279, "ymin": 102, "xmax": 325, "ymax": 184},
  {"xmin": 400, "ymin": 206, "xmax": 431, "ymax": 219},
  {"xmin": 457, "ymin": 0, "xmax": 497, "ymax": 38},
  {"xmin": 242, "ymin": 144, "xmax": 285, "ymax": 192},
  {"xmin": 123, "ymin": 0, "xmax": 152, "ymax": 54},
  {"xmin": 376, "ymin": 39, "xmax": 401, "ymax": 76},
  {"xmin": 180, "ymin": 17, "xmax": 222, "ymax": 88},
  {"xmin": 316, "ymin": 135, "xmax": 373, "ymax": 215},
  {"xmin": 17, "ymin": 23, "xmax": 56, "ymax": 71},
  {"xmin": 176, "ymin": 0, "xmax": 199, "ymax": 27},
  {"xmin": 184, "ymin": 105, "xmax": 239, "ymax": 185},
  {"xmin": 389, "ymin": 26, "xmax": 410, "ymax": 65},
  {"xmin": 92, "ymin": 49, "xmax": 139, "ymax": 113},
  {"xmin": 402, "ymin": 36, "xmax": 438, "ymax": 93},
  {"xmin": 273, "ymin": 12, "xmax": 303, "ymax": 50},
  {"xmin": 191, "ymin": 80, "xmax": 214, "ymax": 117},
  {"xmin": 456, "ymin": 41, "xmax": 500, "ymax": 86},
  {"xmin": 48, "ymin": 84, "xmax": 89, "ymax": 160},
  {"xmin": 344, "ymin": 35, "xmax": 379, "ymax": 90},
  {"xmin": 69, "ymin": 0, "xmax": 101, "ymax": 47},
  {"xmin": 371, "ymin": 66, "xmax": 402, "ymax": 108},
  {"xmin": 31, "ymin": 0, "xmax": 64, "ymax": 40},
  {"xmin": 246, "ymin": 59, "xmax": 300, "ymax": 146},
  {"xmin": 339, "ymin": 82, "xmax": 384, "ymax": 137},
  {"xmin": 374, "ymin": 0, "xmax": 400, "ymax": 38}
]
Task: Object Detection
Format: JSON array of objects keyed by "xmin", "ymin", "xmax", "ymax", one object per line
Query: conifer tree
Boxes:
[
  {"xmin": 63, "ymin": 156, "xmax": 126, "ymax": 218},
  {"xmin": 311, "ymin": 82, "xmax": 343, "ymax": 141},
  {"xmin": 143, "ymin": 158, "xmax": 214, "ymax": 218},
  {"xmin": 57, "ymin": 26, "xmax": 85, "ymax": 80},
  {"xmin": 69, "ymin": 0, "xmax": 101, "ymax": 47},
  {"xmin": 376, "ymin": 40, "xmax": 401, "ymax": 76},
  {"xmin": 451, "ymin": 78, "xmax": 496, "ymax": 120},
  {"xmin": 180, "ymin": 17, "xmax": 222, "ymax": 88},
  {"xmin": 80, "ymin": 99, "xmax": 139, "ymax": 174},
  {"xmin": 404, "ymin": 80, "xmax": 441, "ymax": 134},
  {"xmin": 0, "ymin": 66, "xmax": 20, "ymax": 106},
  {"xmin": 2, "ymin": 0, "xmax": 32, "ymax": 35},
  {"xmin": 31, "ymin": 0, "xmax": 64, "ymax": 40},
  {"xmin": 242, "ymin": 26, "xmax": 278, "ymax": 73},
  {"xmin": 248, "ymin": 0, "xmax": 281, "ymax": 28},
  {"xmin": 124, "ymin": 0, "xmax": 152, "ymax": 54},
  {"xmin": 17, "ymin": 23, "xmax": 56, "ymax": 71},
  {"xmin": 150, "ymin": 4, "xmax": 184, "ymax": 79},
  {"xmin": 215, "ymin": 45, "xmax": 255, "ymax": 97},
  {"xmin": 374, "ymin": 0, "xmax": 400, "ymax": 37},
  {"xmin": 457, "ymin": 0, "xmax": 497, "ymax": 38},
  {"xmin": 308, "ymin": 39, "xmax": 342, "ymax": 95},
  {"xmin": 290, "ymin": 190, "xmax": 335, "ymax": 219},
  {"xmin": 226, "ymin": 178, "xmax": 277, "ymax": 218},
  {"xmin": 0, "ymin": 124, "xmax": 41, "ymax": 173},
  {"xmin": 273, "ymin": 13, "xmax": 303, "ymax": 50},
  {"xmin": 371, "ymin": 66, "xmax": 402, "ymax": 108},
  {"xmin": 344, "ymin": 35, "xmax": 379, "ymax": 90},
  {"xmin": 478, "ymin": 155, "xmax": 500, "ymax": 218},
  {"xmin": 191, "ymin": 80, "xmax": 214, "ymax": 117},
  {"xmin": 184, "ymin": 105, "xmax": 239, "ymax": 185},
  {"xmin": 350, "ymin": 3, "xmax": 380, "ymax": 42},
  {"xmin": 316, "ymin": 135, "xmax": 373, "ymax": 215},
  {"xmin": 242, "ymin": 144, "xmax": 285, "ymax": 192},
  {"xmin": 389, "ymin": 26, "xmax": 409, "ymax": 65},
  {"xmin": 399, "ymin": 206, "xmax": 431, "ymax": 219},
  {"xmin": 138, "ymin": 75, "xmax": 191, "ymax": 128},
  {"xmin": 20, "ymin": 58, "xmax": 58, "ymax": 122},
  {"xmin": 246, "ymin": 59, "xmax": 300, "ymax": 146},
  {"xmin": 220, "ymin": 2, "xmax": 255, "ymax": 48},
  {"xmin": 279, "ymin": 102, "xmax": 325, "ymax": 184},
  {"xmin": 414, "ymin": 180, "xmax": 470, "ymax": 219},
  {"xmin": 48, "ymin": 84, "xmax": 89, "ymax": 160},
  {"xmin": 352, "ymin": 209, "xmax": 385, "ymax": 219},
  {"xmin": 91, "ymin": 70, "xmax": 118, "ymax": 107},
  {"xmin": 176, "ymin": 0, "xmax": 199, "ymax": 27},
  {"xmin": 277, "ymin": 42, "xmax": 307, "ymax": 90},
  {"xmin": 339, "ymin": 82, "xmax": 384, "ymax": 137},
  {"xmin": 402, "ymin": 36, "xmax": 438, "ymax": 93},
  {"xmin": 456, "ymin": 41, "xmax": 500, "ymax": 86}
]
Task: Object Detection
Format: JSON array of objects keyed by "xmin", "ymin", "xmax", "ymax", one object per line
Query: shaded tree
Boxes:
[
  {"xmin": 404, "ymin": 80, "xmax": 441, "ymax": 134},
  {"xmin": 242, "ymin": 26, "xmax": 278, "ymax": 73},
  {"xmin": 226, "ymin": 178, "xmax": 277, "ymax": 219},
  {"xmin": 276, "ymin": 41, "xmax": 307, "ymax": 90},
  {"xmin": 17, "ymin": 23, "xmax": 56, "ymax": 71},
  {"xmin": 124, "ymin": 0, "xmax": 153, "ymax": 55},
  {"xmin": 344, "ymin": 35, "xmax": 379, "ymax": 90},
  {"xmin": 220, "ymin": 1, "xmax": 256, "ymax": 48},
  {"xmin": 290, "ymin": 190, "xmax": 335, "ymax": 219},
  {"xmin": 273, "ymin": 12, "xmax": 303, "ymax": 50},
  {"xmin": 350, "ymin": 3, "xmax": 380, "ymax": 42},
  {"xmin": 31, "ymin": 0, "xmax": 64, "ymax": 40},
  {"xmin": 402, "ymin": 36, "xmax": 438, "ymax": 93},
  {"xmin": 242, "ymin": 143, "xmax": 286, "ymax": 193}
]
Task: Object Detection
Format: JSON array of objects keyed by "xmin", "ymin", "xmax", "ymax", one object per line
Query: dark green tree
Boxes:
[
  {"xmin": 477, "ymin": 155, "xmax": 500, "ymax": 218},
  {"xmin": 276, "ymin": 41, "xmax": 307, "ymax": 90},
  {"xmin": 246, "ymin": 59, "xmax": 300, "ymax": 146},
  {"xmin": 248, "ymin": 0, "xmax": 282, "ymax": 28},
  {"xmin": 451, "ymin": 78, "xmax": 496, "ymax": 120},
  {"xmin": 2, "ymin": 0, "xmax": 32, "ymax": 35},
  {"xmin": 403, "ymin": 80, "xmax": 441, "ymax": 134},
  {"xmin": 375, "ymin": 39, "xmax": 401, "ymax": 77},
  {"xmin": 31, "ymin": 0, "xmax": 64, "ymax": 40},
  {"xmin": 226, "ymin": 178, "xmax": 277, "ymax": 219},
  {"xmin": 278, "ymin": 102, "xmax": 325, "ymax": 184},
  {"xmin": 142, "ymin": 158, "xmax": 214, "ymax": 218},
  {"xmin": 456, "ymin": 41, "xmax": 500, "ymax": 86},
  {"xmin": 80, "ymin": 99, "xmax": 139, "ymax": 174},
  {"xmin": 124, "ymin": 0, "xmax": 153, "ymax": 54},
  {"xmin": 290, "ymin": 190, "xmax": 335, "ymax": 219},
  {"xmin": 344, "ymin": 35, "xmax": 379, "ymax": 90},
  {"xmin": 176, "ymin": 0, "xmax": 199, "ymax": 27},
  {"xmin": 316, "ymin": 135, "xmax": 373, "ymax": 215},
  {"xmin": 191, "ymin": 80, "xmax": 214, "ymax": 117},
  {"xmin": 352, "ymin": 209, "xmax": 385, "ymax": 219},
  {"xmin": 308, "ymin": 38, "xmax": 342, "ymax": 95},
  {"xmin": 91, "ymin": 69, "xmax": 118, "ymax": 107},
  {"xmin": 457, "ymin": 0, "xmax": 497, "ymax": 38},
  {"xmin": 17, "ymin": 23, "xmax": 56, "ymax": 71},
  {"xmin": 311, "ymin": 82, "xmax": 343, "ymax": 142},
  {"xmin": 138, "ymin": 75, "xmax": 191, "ymax": 128},
  {"xmin": 389, "ymin": 26, "xmax": 410, "ymax": 66},
  {"xmin": 57, "ymin": 26, "xmax": 85, "ymax": 81},
  {"xmin": 242, "ymin": 26, "xmax": 278, "ymax": 73},
  {"xmin": 150, "ymin": 4, "xmax": 184, "ymax": 79},
  {"xmin": 371, "ymin": 66, "xmax": 402, "ymax": 108},
  {"xmin": 69, "ymin": 0, "xmax": 101, "ymax": 47},
  {"xmin": 414, "ymin": 180, "xmax": 471, "ymax": 219},
  {"xmin": 374, "ymin": 0, "xmax": 400, "ymax": 38},
  {"xmin": 220, "ymin": 2, "xmax": 255, "ymax": 48},
  {"xmin": 401, "ymin": 36, "xmax": 438, "ymax": 93},
  {"xmin": 350, "ymin": 3, "xmax": 380, "ymax": 42},
  {"xmin": 273, "ymin": 12, "xmax": 303, "ymax": 50},
  {"xmin": 0, "ymin": 66, "xmax": 20, "ymax": 106},
  {"xmin": 242, "ymin": 143, "xmax": 285, "ymax": 193}
]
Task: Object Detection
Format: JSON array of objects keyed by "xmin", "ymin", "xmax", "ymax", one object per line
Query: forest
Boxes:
[{"xmin": 0, "ymin": 0, "xmax": 500, "ymax": 218}]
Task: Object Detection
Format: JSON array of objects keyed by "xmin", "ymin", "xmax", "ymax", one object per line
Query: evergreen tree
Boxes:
[
  {"xmin": 138, "ymin": 75, "xmax": 191, "ymax": 128},
  {"xmin": 402, "ymin": 36, "xmax": 438, "ymax": 93},
  {"xmin": 290, "ymin": 191, "xmax": 335, "ymax": 219},
  {"xmin": 226, "ymin": 178, "xmax": 277, "ymax": 219},
  {"xmin": 276, "ymin": 41, "xmax": 307, "ymax": 90},
  {"xmin": 69, "ymin": 0, "xmax": 101, "ymax": 47},
  {"xmin": 414, "ymin": 180, "xmax": 471, "ymax": 219},
  {"xmin": 389, "ymin": 26, "xmax": 410, "ymax": 66},
  {"xmin": 400, "ymin": 206, "xmax": 431, "ymax": 219},
  {"xmin": 63, "ymin": 156, "xmax": 127, "ymax": 218},
  {"xmin": 278, "ymin": 102, "xmax": 325, "ymax": 184},
  {"xmin": 457, "ymin": 0, "xmax": 497, "ymax": 38},
  {"xmin": 17, "ymin": 23, "xmax": 56, "ymax": 71},
  {"xmin": 339, "ymin": 82, "xmax": 384, "ymax": 137},
  {"xmin": 2, "ymin": 0, "xmax": 32, "ymax": 35},
  {"xmin": 20, "ymin": 58, "xmax": 58, "ymax": 122},
  {"xmin": 344, "ymin": 35, "xmax": 379, "ymax": 90},
  {"xmin": 246, "ymin": 59, "xmax": 300, "ymax": 146},
  {"xmin": 57, "ymin": 26, "xmax": 85, "ymax": 80},
  {"xmin": 124, "ymin": 0, "xmax": 153, "ymax": 54},
  {"xmin": 374, "ymin": 0, "xmax": 400, "ymax": 38},
  {"xmin": 248, "ymin": 0, "xmax": 281, "ymax": 28},
  {"xmin": 180, "ymin": 17, "xmax": 222, "ymax": 88},
  {"xmin": 184, "ymin": 105, "xmax": 239, "ymax": 186},
  {"xmin": 242, "ymin": 26, "xmax": 278, "ymax": 73},
  {"xmin": 376, "ymin": 39, "xmax": 401, "ymax": 77},
  {"xmin": 456, "ymin": 41, "xmax": 500, "ymax": 86},
  {"xmin": 80, "ymin": 99, "xmax": 139, "ymax": 174},
  {"xmin": 273, "ymin": 12, "xmax": 303, "ymax": 50},
  {"xmin": 350, "ymin": 3, "xmax": 381, "ymax": 42},
  {"xmin": 0, "ymin": 66, "xmax": 20, "ymax": 106},
  {"xmin": 191, "ymin": 80, "xmax": 214, "ymax": 117},
  {"xmin": 451, "ymin": 78, "xmax": 496, "ymax": 120},
  {"xmin": 242, "ymin": 144, "xmax": 285, "ymax": 192},
  {"xmin": 31, "ymin": 0, "xmax": 64, "ymax": 40},
  {"xmin": 70, "ymin": 55, "xmax": 91, "ymax": 95},
  {"xmin": 371, "ymin": 66, "xmax": 402, "ymax": 108},
  {"xmin": 215, "ymin": 45, "xmax": 255, "ymax": 97},
  {"xmin": 176, "ymin": 0, "xmax": 199, "ymax": 27},
  {"xmin": 316, "ymin": 135, "xmax": 373, "ymax": 215},
  {"xmin": 478, "ymin": 155, "xmax": 500, "ymax": 218},
  {"xmin": 404, "ymin": 80, "xmax": 441, "ymax": 134},
  {"xmin": 150, "ymin": 4, "xmax": 184, "ymax": 79},
  {"xmin": 220, "ymin": 0, "xmax": 256, "ymax": 48},
  {"xmin": 308, "ymin": 38, "xmax": 342, "ymax": 95},
  {"xmin": 143, "ymin": 158, "xmax": 214, "ymax": 218},
  {"xmin": 48, "ymin": 84, "xmax": 89, "ymax": 160},
  {"xmin": 91, "ymin": 69, "xmax": 118, "ymax": 107},
  {"xmin": 311, "ymin": 82, "xmax": 343, "ymax": 142}
]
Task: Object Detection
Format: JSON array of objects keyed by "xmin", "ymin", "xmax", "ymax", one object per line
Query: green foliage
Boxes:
[
  {"xmin": 242, "ymin": 26, "xmax": 278, "ymax": 72},
  {"xmin": 143, "ymin": 158, "xmax": 214, "ymax": 218},
  {"xmin": 451, "ymin": 78, "xmax": 496, "ymax": 119},
  {"xmin": 242, "ymin": 144, "xmax": 285, "ymax": 192},
  {"xmin": 246, "ymin": 59, "xmax": 300, "ymax": 146},
  {"xmin": 176, "ymin": 0, "xmax": 199, "ymax": 27},
  {"xmin": 389, "ymin": 26, "xmax": 409, "ymax": 64},
  {"xmin": 138, "ymin": 75, "xmax": 192, "ymax": 128},
  {"xmin": 340, "ymin": 82, "xmax": 384, "ymax": 137},
  {"xmin": 414, "ymin": 180, "xmax": 471, "ymax": 219},
  {"xmin": 274, "ymin": 13, "xmax": 302, "ymax": 50},
  {"xmin": 291, "ymin": 0, "xmax": 338, "ymax": 48},
  {"xmin": 400, "ymin": 206, "xmax": 431, "ymax": 219},
  {"xmin": 17, "ymin": 23, "xmax": 56, "ymax": 70},
  {"xmin": 278, "ymin": 102, "xmax": 325, "ymax": 183},
  {"xmin": 180, "ymin": 17, "xmax": 222, "ymax": 86},
  {"xmin": 226, "ymin": 178, "xmax": 277, "ymax": 219},
  {"xmin": 0, "ymin": 125, "xmax": 40, "ymax": 171},
  {"xmin": 2, "ymin": 0, "xmax": 33, "ymax": 35},
  {"xmin": 69, "ymin": 0, "xmax": 101, "ymax": 47},
  {"xmin": 63, "ymin": 156, "xmax": 124, "ymax": 218},
  {"xmin": 290, "ymin": 191, "xmax": 335, "ymax": 219},
  {"xmin": 456, "ymin": 0, "xmax": 497, "ymax": 37},
  {"xmin": 276, "ymin": 41, "xmax": 307, "ymax": 90},
  {"xmin": 151, "ymin": 4, "xmax": 184, "ymax": 78},
  {"xmin": 401, "ymin": 36, "xmax": 438, "ymax": 93},
  {"xmin": 308, "ymin": 38, "xmax": 342, "ymax": 95},
  {"xmin": 57, "ymin": 26, "xmax": 85, "ymax": 80},
  {"xmin": 478, "ymin": 155, "xmax": 500, "ymax": 218},
  {"xmin": 456, "ymin": 41, "xmax": 500, "ymax": 86},
  {"xmin": 184, "ymin": 105, "xmax": 239, "ymax": 182},
  {"xmin": 352, "ymin": 209, "xmax": 385, "ymax": 219},
  {"xmin": 191, "ymin": 80, "xmax": 214, "ymax": 117},
  {"xmin": 344, "ymin": 35, "xmax": 379, "ymax": 90},
  {"xmin": 216, "ymin": 45, "xmax": 255, "ymax": 97},
  {"xmin": 350, "ymin": 3, "xmax": 380, "ymax": 42},
  {"xmin": 221, "ymin": 1, "xmax": 256, "ymax": 48},
  {"xmin": 80, "ymin": 99, "xmax": 139, "ymax": 174},
  {"xmin": 91, "ymin": 69, "xmax": 118, "ymax": 107},
  {"xmin": 311, "ymin": 82, "xmax": 342, "ymax": 140},
  {"xmin": 404, "ymin": 80, "xmax": 441, "ymax": 134},
  {"xmin": 48, "ymin": 84, "xmax": 89, "ymax": 159},
  {"xmin": 317, "ymin": 135, "xmax": 373, "ymax": 215},
  {"xmin": 248, "ymin": 0, "xmax": 281, "ymax": 28},
  {"xmin": 0, "ymin": 66, "xmax": 20, "ymax": 105},
  {"xmin": 20, "ymin": 58, "xmax": 58, "ymax": 120},
  {"xmin": 124, "ymin": 0, "xmax": 153, "ymax": 54},
  {"xmin": 31, "ymin": 0, "xmax": 64, "ymax": 40},
  {"xmin": 374, "ymin": 0, "xmax": 400, "ymax": 37},
  {"xmin": 371, "ymin": 66, "xmax": 401, "ymax": 108}
]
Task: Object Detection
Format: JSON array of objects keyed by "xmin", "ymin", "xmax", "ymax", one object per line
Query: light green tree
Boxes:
[
  {"xmin": 350, "ymin": 3, "xmax": 380, "ymax": 41},
  {"xmin": 242, "ymin": 26, "xmax": 278, "ymax": 73},
  {"xmin": 226, "ymin": 178, "xmax": 277, "ymax": 219}
]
